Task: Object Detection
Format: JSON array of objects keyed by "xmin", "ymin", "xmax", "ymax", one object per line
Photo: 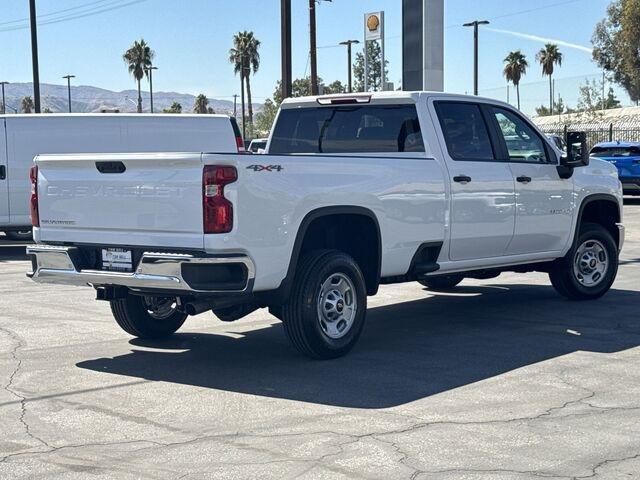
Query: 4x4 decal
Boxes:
[{"xmin": 246, "ymin": 165, "xmax": 283, "ymax": 172}]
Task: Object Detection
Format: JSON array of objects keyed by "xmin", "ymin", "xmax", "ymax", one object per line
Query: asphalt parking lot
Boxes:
[{"xmin": 1, "ymin": 203, "xmax": 639, "ymax": 480}]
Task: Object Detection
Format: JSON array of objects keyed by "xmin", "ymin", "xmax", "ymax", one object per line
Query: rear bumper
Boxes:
[{"xmin": 26, "ymin": 245, "xmax": 255, "ymax": 294}]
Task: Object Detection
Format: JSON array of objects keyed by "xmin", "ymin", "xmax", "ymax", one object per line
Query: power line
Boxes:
[
  {"xmin": 446, "ymin": 0, "xmax": 585, "ymax": 28},
  {"xmin": 0, "ymin": 0, "xmax": 148, "ymax": 33},
  {"xmin": 0, "ymin": 0, "xmax": 115, "ymax": 27}
]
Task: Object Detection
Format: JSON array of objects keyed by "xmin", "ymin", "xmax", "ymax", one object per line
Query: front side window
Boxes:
[
  {"xmin": 435, "ymin": 102, "xmax": 495, "ymax": 161},
  {"xmin": 491, "ymin": 107, "xmax": 548, "ymax": 163},
  {"xmin": 269, "ymin": 105, "xmax": 424, "ymax": 154}
]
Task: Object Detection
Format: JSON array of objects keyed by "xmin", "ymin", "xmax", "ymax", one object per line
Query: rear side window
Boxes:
[
  {"xmin": 434, "ymin": 102, "xmax": 495, "ymax": 160},
  {"xmin": 269, "ymin": 105, "xmax": 424, "ymax": 154},
  {"xmin": 590, "ymin": 146, "xmax": 640, "ymax": 157}
]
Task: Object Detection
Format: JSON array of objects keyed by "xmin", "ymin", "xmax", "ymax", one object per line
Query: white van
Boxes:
[{"xmin": 0, "ymin": 114, "xmax": 243, "ymax": 239}]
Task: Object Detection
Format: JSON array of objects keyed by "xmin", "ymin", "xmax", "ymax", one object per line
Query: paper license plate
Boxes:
[{"xmin": 101, "ymin": 248, "xmax": 133, "ymax": 271}]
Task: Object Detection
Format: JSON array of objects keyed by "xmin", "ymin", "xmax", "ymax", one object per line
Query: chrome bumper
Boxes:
[
  {"xmin": 617, "ymin": 223, "xmax": 625, "ymax": 252},
  {"xmin": 26, "ymin": 245, "xmax": 255, "ymax": 293}
]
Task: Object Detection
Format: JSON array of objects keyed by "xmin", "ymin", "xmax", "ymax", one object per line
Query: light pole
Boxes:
[
  {"xmin": 145, "ymin": 66, "xmax": 158, "ymax": 113},
  {"xmin": 62, "ymin": 75, "xmax": 75, "ymax": 113},
  {"xmin": 0, "ymin": 82, "xmax": 8, "ymax": 115},
  {"xmin": 339, "ymin": 40, "xmax": 359, "ymax": 93},
  {"xmin": 463, "ymin": 19, "xmax": 489, "ymax": 96},
  {"xmin": 29, "ymin": 0, "xmax": 41, "ymax": 112}
]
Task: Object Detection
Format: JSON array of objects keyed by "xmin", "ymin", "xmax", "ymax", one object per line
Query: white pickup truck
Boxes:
[{"xmin": 27, "ymin": 92, "xmax": 624, "ymax": 359}]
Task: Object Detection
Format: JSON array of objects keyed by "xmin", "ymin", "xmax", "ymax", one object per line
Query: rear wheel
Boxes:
[
  {"xmin": 549, "ymin": 222, "xmax": 618, "ymax": 300},
  {"xmin": 418, "ymin": 274, "xmax": 464, "ymax": 291},
  {"xmin": 110, "ymin": 295, "xmax": 187, "ymax": 338},
  {"xmin": 282, "ymin": 250, "xmax": 367, "ymax": 359}
]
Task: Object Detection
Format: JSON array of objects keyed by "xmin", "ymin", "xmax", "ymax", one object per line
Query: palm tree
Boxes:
[
  {"xmin": 193, "ymin": 94, "xmax": 209, "ymax": 114},
  {"xmin": 229, "ymin": 31, "xmax": 261, "ymax": 134},
  {"xmin": 122, "ymin": 39, "xmax": 154, "ymax": 113},
  {"xmin": 21, "ymin": 96, "xmax": 34, "ymax": 113},
  {"xmin": 536, "ymin": 43, "xmax": 562, "ymax": 115},
  {"xmin": 503, "ymin": 51, "xmax": 528, "ymax": 110}
]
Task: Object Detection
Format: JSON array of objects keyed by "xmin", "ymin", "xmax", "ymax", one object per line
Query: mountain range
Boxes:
[{"xmin": 1, "ymin": 82, "xmax": 261, "ymax": 115}]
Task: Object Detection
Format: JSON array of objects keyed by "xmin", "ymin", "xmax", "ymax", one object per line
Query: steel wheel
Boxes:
[
  {"xmin": 316, "ymin": 272, "xmax": 357, "ymax": 340},
  {"xmin": 573, "ymin": 239, "xmax": 608, "ymax": 287},
  {"xmin": 142, "ymin": 296, "xmax": 179, "ymax": 320}
]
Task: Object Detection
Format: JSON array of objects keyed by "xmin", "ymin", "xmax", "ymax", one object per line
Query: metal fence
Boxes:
[{"xmin": 538, "ymin": 125, "xmax": 640, "ymax": 150}]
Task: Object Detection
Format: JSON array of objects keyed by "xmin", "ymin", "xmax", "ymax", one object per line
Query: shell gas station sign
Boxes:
[{"xmin": 365, "ymin": 12, "xmax": 383, "ymax": 41}]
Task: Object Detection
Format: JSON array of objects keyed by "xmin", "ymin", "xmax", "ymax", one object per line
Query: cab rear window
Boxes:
[
  {"xmin": 269, "ymin": 105, "xmax": 424, "ymax": 154},
  {"xmin": 590, "ymin": 146, "xmax": 640, "ymax": 157}
]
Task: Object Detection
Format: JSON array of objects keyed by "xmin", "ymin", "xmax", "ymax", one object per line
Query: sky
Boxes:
[{"xmin": 1, "ymin": 0, "xmax": 617, "ymax": 112}]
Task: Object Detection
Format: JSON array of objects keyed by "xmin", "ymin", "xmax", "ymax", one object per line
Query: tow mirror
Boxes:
[{"xmin": 561, "ymin": 131, "xmax": 589, "ymax": 168}]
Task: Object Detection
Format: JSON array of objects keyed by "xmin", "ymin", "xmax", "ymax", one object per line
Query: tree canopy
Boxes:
[{"xmin": 592, "ymin": 0, "xmax": 640, "ymax": 102}]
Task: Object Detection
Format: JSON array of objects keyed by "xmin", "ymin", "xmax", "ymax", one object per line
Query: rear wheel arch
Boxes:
[{"xmin": 280, "ymin": 206, "xmax": 382, "ymax": 299}]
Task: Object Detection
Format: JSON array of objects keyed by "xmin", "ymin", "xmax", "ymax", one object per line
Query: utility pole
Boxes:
[
  {"xmin": 233, "ymin": 94, "xmax": 238, "ymax": 118},
  {"xmin": 0, "ymin": 82, "xmax": 8, "ymax": 115},
  {"xmin": 309, "ymin": 0, "xmax": 319, "ymax": 95},
  {"xmin": 281, "ymin": 0, "xmax": 292, "ymax": 100},
  {"xmin": 29, "ymin": 0, "xmax": 41, "ymax": 113},
  {"xmin": 145, "ymin": 66, "xmax": 158, "ymax": 113},
  {"xmin": 463, "ymin": 19, "xmax": 489, "ymax": 96},
  {"xmin": 62, "ymin": 75, "xmax": 75, "ymax": 113},
  {"xmin": 339, "ymin": 40, "xmax": 359, "ymax": 93},
  {"xmin": 308, "ymin": 0, "xmax": 332, "ymax": 95}
]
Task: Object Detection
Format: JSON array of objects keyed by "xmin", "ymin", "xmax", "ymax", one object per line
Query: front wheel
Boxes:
[
  {"xmin": 4, "ymin": 230, "xmax": 33, "ymax": 241},
  {"xmin": 110, "ymin": 295, "xmax": 187, "ymax": 338},
  {"xmin": 549, "ymin": 222, "xmax": 618, "ymax": 300},
  {"xmin": 282, "ymin": 250, "xmax": 367, "ymax": 359}
]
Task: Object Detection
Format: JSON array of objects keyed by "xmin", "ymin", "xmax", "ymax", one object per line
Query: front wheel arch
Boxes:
[{"xmin": 572, "ymin": 194, "xmax": 621, "ymax": 250}]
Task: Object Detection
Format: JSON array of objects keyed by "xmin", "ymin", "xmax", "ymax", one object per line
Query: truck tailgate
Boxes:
[{"xmin": 35, "ymin": 153, "xmax": 204, "ymax": 249}]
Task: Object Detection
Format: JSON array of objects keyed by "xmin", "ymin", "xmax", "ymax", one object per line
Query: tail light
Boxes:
[
  {"xmin": 203, "ymin": 165, "xmax": 237, "ymax": 234},
  {"xmin": 29, "ymin": 165, "xmax": 39, "ymax": 227}
]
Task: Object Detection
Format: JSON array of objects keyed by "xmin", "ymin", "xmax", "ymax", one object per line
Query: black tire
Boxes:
[
  {"xmin": 282, "ymin": 249, "xmax": 367, "ymax": 359},
  {"xmin": 549, "ymin": 222, "xmax": 618, "ymax": 300},
  {"xmin": 110, "ymin": 295, "xmax": 187, "ymax": 338},
  {"xmin": 418, "ymin": 274, "xmax": 464, "ymax": 291},
  {"xmin": 4, "ymin": 230, "xmax": 33, "ymax": 241}
]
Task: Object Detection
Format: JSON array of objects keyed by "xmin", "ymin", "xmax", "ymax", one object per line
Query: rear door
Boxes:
[
  {"xmin": 0, "ymin": 119, "xmax": 8, "ymax": 225},
  {"xmin": 487, "ymin": 106, "xmax": 573, "ymax": 255},
  {"xmin": 433, "ymin": 101, "xmax": 516, "ymax": 261}
]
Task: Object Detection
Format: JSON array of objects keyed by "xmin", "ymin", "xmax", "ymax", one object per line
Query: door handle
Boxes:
[
  {"xmin": 516, "ymin": 175, "xmax": 532, "ymax": 183},
  {"xmin": 453, "ymin": 175, "xmax": 472, "ymax": 183},
  {"xmin": 0, "ymin": 165, "xmax": 5, "ymax": 180}
]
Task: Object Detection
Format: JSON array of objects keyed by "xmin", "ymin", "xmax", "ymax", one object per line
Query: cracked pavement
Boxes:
[{"xmin": 1, "ymin": 201, "xmax": 640, "ymax": 480}]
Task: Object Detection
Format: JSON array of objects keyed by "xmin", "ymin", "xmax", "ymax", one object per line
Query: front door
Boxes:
[
  {"xmin": 488, "ymin": 106, "xmax": 573, "ymax": 255},
  {"xmin": 433, "ymin": 101, "xmax": 516, "ymax": 261},
  {"xmin": 0, "ymin": 119, "xmax": 8, "ymax": 225}
]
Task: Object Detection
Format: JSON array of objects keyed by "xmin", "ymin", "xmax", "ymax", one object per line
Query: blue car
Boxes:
[{"xmin": 590, "ymin": 141, "xmax": 640, "ymax": 195}]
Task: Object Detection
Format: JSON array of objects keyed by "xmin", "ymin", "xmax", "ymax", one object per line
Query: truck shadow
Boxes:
[
  {"xmin": 0, "ymin": 244, "xmax": 28, "ymax": 261},
  {"xmin": 77, "ymin": 283, "xmax": 640, "ymax": 409}
]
